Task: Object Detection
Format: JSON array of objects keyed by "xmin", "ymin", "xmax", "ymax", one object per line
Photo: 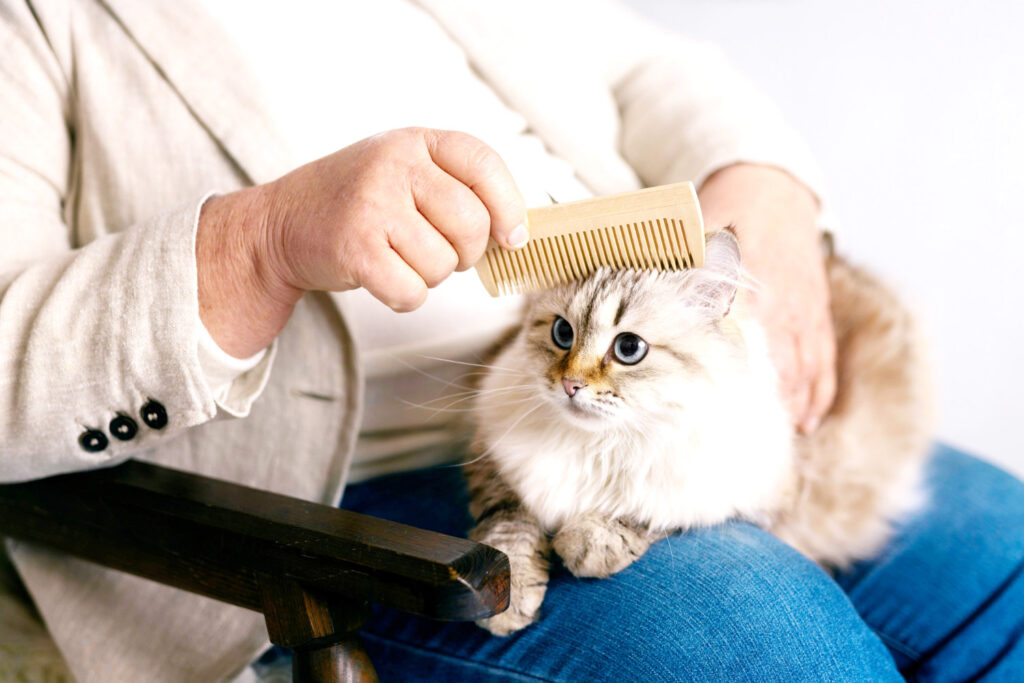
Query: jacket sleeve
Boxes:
[{"xmin": 0, "ymin": 2, "xmax": 272, "ymax": 482}]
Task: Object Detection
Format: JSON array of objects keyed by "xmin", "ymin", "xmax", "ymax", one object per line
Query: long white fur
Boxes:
[{"xmin": 473, "ymin": 235, "xmax": 795, "ymax": 535}]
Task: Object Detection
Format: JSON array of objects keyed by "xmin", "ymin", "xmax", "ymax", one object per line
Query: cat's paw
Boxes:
[
  {"xmin": 470, "ymin": 510, "xmax": 551, "ymax": 636},
  {"xmin": 476, "ymin": 578, "xmax": 547, "ymax": 636},
  {"xmin": 553, "ymin": 517, "xmax": 652, "ymax": 578}
]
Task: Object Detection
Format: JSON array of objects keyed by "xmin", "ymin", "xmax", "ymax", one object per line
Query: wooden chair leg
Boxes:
[
  {"xmin": 292, "ymin": 638, "xmax": 377, "ymax": 683},
  {"xmin": 260, "ymin": 575, "xmax": 378, "ymax": 683}
]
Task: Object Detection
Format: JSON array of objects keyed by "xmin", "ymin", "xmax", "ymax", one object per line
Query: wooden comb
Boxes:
[{"xmin": 475, "ymin": 181, "xmax": 705, "ymax": 296}]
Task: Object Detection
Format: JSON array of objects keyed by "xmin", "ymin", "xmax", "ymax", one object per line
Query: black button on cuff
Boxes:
[
  {"xmin": 79, "ymin": 429, "xmax": 108, "ymax": 453},
  {"xmin": 140, "ymin": 399, "xmax": 168, "ymax": 430},
  {"xmin": 109, "ymin": 413, "xmax": 139, "ymax": 441}
]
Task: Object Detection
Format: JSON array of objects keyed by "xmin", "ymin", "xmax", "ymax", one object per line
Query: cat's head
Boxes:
[{"xmin": 517, "ymin": 229, "xmax": 744, "ymax": 433}]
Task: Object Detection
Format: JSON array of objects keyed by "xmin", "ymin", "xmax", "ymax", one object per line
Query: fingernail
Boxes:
[{"xmin": 508, "ymin": 223, "xmax": 529, "ymax": 249}]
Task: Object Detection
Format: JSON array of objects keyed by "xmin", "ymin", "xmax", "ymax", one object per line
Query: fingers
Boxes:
[
  {"xmin": 267, "ymin": 127, "xmax": 527, "ymax": 313},
  {"xmin": 800, "ymin": 317, "xmax": 837, "ymax": 434},
  {"xmin": 788, "ymin": 330, "xmax": 816, "ymax": 433},
  {"xmin": 358, "ymin": 245, "xmax": 429, "ymax": 313},
  {"xmin": 411, "ymin": 166, "xmax": 491, "ymax": 271},
  {"xmin": 769, "ymin": 311, "xmax": 837, "ymax": 435},
  {"xmin": 422, "ymin": 129, "xmax": 528, "ymax": 250},
  {"xmin": 773, "ymin": 330, "xmax": 810, "ymax": 430},
  {"xmin": 782, "ymin": 316, "xmax": 837, "ymax": 435},
  {"xmin": 387, "ymin": 210, "xmax": 461, "ymax": 288}
]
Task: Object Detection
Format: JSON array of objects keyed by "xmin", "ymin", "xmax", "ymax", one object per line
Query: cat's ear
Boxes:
[{"xmin": 682, "ymin": 228, "xmax": 741, "ymax": 317}]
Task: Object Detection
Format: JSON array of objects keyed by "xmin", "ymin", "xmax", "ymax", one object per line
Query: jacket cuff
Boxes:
[{"xmin": 0, "ymin": 194, "xmax": 229, "ymax": 480}]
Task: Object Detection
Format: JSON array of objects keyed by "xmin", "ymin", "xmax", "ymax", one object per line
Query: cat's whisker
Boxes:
[
  {"xmin": 664, "ymin": 532, "xmax": 678, "ymax": 567},
  {"xmin": 386, "ymin": 354, "xmax": 480, "ymax": 392},
  {"xmin": 410, "ymin": 383, "xmax": 538, "ymax": 406},
  {"xmin": 415, "ymin": 354, "xmax": 532, "ymax": 378},
  {"xmin": 737, "ymin": 267, "xmax": 762, "ymax": 292},
  {"xmin": 446, "ymin": 402, "xmax": 547, "ymax": 469},
  {"xmin": 430, "ymin": 389, "xmax": 537, "ymax": 413},
  {"xmin": 400, "ymin": 386, "xmax": 537, "ymax": 409},
  {"xmin": 408, "ymin": 388, "xmax": 485, "ymax": 406},
  {"xmin": 467, "ymin": 384, "xmax": 538, "ymax": 395},
  {"xmin": 401, "ymin": 396, "xmax": 540, "ymax": 415},
  {"xmin": 401, "ymin": 385, "xmax": 538, "ymax": 416}
]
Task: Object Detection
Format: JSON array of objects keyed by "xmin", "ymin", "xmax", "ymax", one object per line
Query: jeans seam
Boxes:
[
  {"xmin": 359, "ymin": 630, "xmax": 557, "ymax": 682},
  {"xmin": 965, "ymin": 613, "xmax": 1024, "ymax": 682},
  {"xmin": 903, "ymin": 556, "xmax": 1024, "ymax": 679},
  {"xmin": 871, "ymin": 627, "xmax": 922, "ymax": 662}
]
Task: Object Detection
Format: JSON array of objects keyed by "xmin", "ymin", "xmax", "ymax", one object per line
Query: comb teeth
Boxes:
[
  {"xmin": 480, "ymin": 218, "xmax": 697, "ymax": 296},
  {"xmin": 474, "ymin": 181, "xmax": 705, "ymax": 296}
]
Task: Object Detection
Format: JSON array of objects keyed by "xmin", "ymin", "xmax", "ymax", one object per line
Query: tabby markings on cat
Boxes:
[{"xmin": 466, "ymin": 229, "xmax": 932, "ymax": 636}]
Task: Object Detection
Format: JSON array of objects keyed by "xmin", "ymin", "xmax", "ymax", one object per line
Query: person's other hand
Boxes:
[
  {"xmin": 198, "ymin": 128, "xmax": 526, "ymax": 357},
  {"xmin": 697, "ymin": 163, "xmax": 836, "ymax": 434}
]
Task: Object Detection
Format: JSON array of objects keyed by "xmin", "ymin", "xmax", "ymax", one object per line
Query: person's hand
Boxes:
[
  {"xmin": 198, "ymin": 128, "xmax": 527, "ymax": 358},
  {"xmin": 259, "ymin": 127, "xmax": 528, "ymax": 309},
  {"xmin": 697, "ymin": 163, "xmax": 835, "ymax": 434}
]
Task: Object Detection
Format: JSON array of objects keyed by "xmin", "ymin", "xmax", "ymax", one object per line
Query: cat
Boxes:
[{"xmin": 465, "ymin": 229, "xmax": 933, "ymax": 636}]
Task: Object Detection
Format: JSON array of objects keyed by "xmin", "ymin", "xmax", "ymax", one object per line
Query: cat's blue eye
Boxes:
[
  {"xmin": 551, "ymin": 316, "xmax": 574, "ymax": 350},
  {"xmin": 613, "ymin": 333, "xmax": 649, "ymax": 365}
]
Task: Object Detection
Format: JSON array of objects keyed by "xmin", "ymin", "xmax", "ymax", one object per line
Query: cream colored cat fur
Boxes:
[{"xmin": 466, "ymin": 230, "xmax": 932, "ymax": 636}]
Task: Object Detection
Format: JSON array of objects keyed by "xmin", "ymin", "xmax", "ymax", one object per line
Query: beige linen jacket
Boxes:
[{"xmin": 0, "ymin": 0, "xmax": 823, "ymax": 679}]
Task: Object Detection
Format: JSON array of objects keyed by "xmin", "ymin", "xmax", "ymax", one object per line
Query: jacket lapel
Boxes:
[{"xmin": 99, "ymin": 0, "xmax": 297, "ymax": 185}]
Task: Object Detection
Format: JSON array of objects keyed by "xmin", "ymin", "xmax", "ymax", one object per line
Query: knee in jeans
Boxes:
[{"xmin": 570, "ymin": 524, "xmax": 895, "ymax": 679}]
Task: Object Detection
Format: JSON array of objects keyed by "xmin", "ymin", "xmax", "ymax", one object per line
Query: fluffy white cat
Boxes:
[{"xmin": 466, "ymin": 230, "xmax": 931, "ymax": 636}]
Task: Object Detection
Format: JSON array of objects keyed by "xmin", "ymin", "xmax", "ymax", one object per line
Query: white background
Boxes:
[{"xmin": 624, "ymin": 0, "xmax": 1024, "ymax": 477}]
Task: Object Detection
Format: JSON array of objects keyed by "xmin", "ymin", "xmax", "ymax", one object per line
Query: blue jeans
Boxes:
[{"xmin": 257, "ymin": 445, "xmax": 1024, "ymax": 681}]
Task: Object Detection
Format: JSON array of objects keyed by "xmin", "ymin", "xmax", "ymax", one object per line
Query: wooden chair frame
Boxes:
[{"xmin": 0, "ymin": 460, "xmax": 510, "ymax": 682}]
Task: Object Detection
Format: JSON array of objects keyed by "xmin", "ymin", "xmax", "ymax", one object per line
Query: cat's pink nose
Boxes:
[{"xmin": 561, "ymin": 377, "xmax": 586, "ymax": 397}]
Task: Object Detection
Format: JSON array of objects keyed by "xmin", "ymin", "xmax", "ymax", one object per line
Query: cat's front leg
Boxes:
[
  {"xmin": 466, "ymin": 461, "xmax": 550, "ymax": 636},
  {"xmin": 471, "ymin": 509, "xmax": 550, "ymax": 636},
  {"xmin": 553, "ymin": 515, "xmax": 658, "ymax": 578}
]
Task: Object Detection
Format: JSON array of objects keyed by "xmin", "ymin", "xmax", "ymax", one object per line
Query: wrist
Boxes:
[
  {"xmin": 196, "ymin": 186, "xmax": 302, "ymax": 358},
  {"xmin": 697, "ymin": 163, "xmax": 819, "ymax": 241}
]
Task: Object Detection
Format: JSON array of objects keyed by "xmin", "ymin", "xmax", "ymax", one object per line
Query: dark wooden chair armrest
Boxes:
[{"xmin": 0, "ymin": 460, "xmax": 510, "ymax": 682}]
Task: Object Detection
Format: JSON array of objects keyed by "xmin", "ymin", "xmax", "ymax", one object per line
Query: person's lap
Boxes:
[
  {"xmin": 833, "ymin": 446, "xmax": 1024, "ymax": 680},
  {"xmin": 258, "ymin": 444, "xmax": 1024, "ymax": 681}
]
